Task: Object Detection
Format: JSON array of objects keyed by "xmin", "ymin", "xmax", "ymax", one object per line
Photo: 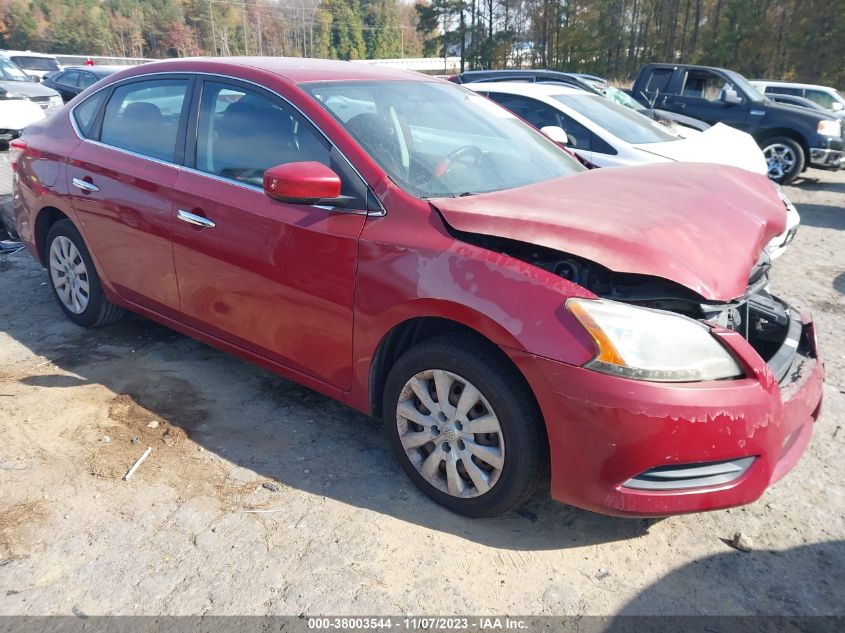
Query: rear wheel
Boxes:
[
  {"xmin": 762, "ymin": 136, "xmax": 805, "ymax": 185},
  {"xmin": 382, "ymin": 334, "xmax": 544, "ymax": 517},
  {"xmin": 45, "ymin": 220, "xmax": 124, "ymax": 327}
]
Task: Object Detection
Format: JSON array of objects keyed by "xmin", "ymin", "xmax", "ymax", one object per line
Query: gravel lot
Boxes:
[{"xmin": 0, "ymin": 160, "xmax": 843, "ymax": 618}]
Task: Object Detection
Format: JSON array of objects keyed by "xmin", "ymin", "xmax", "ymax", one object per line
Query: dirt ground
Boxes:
[{"xmin": 0, "ymin": 159, "xmax": 843, "ymax": 618}]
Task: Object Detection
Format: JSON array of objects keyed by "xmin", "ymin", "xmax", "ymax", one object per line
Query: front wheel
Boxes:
[
  {"xmin": 762, "ymin": 136, "xmax": 805, "ymax": 185},
  {"xmin": 382, "ymin": 334, "xmax": 545, "ymax": 517}
]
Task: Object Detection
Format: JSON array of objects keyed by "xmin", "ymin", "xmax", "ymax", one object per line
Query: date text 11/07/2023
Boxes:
[{"xmin": 307, "ymin": 617, "xmax": 529, "ymax": 630}]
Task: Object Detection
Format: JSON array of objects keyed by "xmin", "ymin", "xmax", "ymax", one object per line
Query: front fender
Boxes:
[{"xmin": 347, "ymin": 215, "xmax": 599, "ymax": 413}]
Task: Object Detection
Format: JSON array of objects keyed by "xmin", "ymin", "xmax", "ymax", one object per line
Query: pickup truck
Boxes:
[{"xmin": 631, "ymin": 63, "xmax": 844, "ymax": 184}]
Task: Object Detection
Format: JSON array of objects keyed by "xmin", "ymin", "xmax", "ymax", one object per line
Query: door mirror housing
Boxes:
[
  {"xmin": 721, "ymin": 88, "xmax": 742, "ymax": 106},
  {"xmin": 28, "ymin": 74, "xmax": 40, "ymax": 83},
  {"xmin": 541, "ymin": 125, "xmax": 574, "ymax": 147},
  {"xmin": 830, "ymin": 101, "xmax": 844, "ymax": 112},
  {"xmin": 263, "ymin": 161, "xmax": 347, "ymax": 206}
]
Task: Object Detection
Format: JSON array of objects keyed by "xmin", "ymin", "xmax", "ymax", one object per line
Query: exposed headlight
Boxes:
[
  {"xmin": 49, "ymin": 95, "xmax": 62, "ymax": 107},
  {"xmin": 818, "ymin": 120, "xmax": 841, "ymax": 137},
  {"xmin": 567, "ymin": 298, "xmax": 744, "ymax": 382}
]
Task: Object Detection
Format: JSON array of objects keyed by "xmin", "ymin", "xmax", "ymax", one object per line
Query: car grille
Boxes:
[{"xmin": 622, "ymin": 457, "xmax": 756, "ymax": 491}]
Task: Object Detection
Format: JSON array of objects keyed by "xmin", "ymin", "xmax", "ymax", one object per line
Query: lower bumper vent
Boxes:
[{"xmin": 622, "ymin": 456, "xmax": 756, "ymax": 491}]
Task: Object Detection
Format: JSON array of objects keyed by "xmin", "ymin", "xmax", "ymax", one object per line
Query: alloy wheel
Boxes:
[
  {"xmin": 396, "ymin": 369, "xmax": 505, "ymax": 498},
  {"xmin": 49, "ymin": 236, "xmax": 90, "ymax": 314},
  {"xmin": 763, "ymin": 143, "xmax": 796, "ymax": 180}
]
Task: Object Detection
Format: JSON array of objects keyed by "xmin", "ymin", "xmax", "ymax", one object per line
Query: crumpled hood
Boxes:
[
  {"xmin": 431, "ymin": 162, "xmax": 786, "ymax": 302},
  {"xmin": 633, "ymin": 123, "xmax": 768, "ymax": 176}
]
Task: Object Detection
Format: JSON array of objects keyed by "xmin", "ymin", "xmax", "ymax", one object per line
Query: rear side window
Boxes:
[
  {"xmin": 72, "ymin": 91, "xmax": 107, "ymax": 137},
  {"xmin": 100, "ymin": 79, "xmax": 188, "ymax": 162},
  {"xmin": 643, "ymin": 68, "xmax": 673, "ymax": 97}
]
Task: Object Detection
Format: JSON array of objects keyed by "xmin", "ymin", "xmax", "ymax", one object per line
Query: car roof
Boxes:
[
  {"xmin": 61, "ymin": 65, "xmax": 128, "ymax": 75},
  {"xmin": 116, "ymin": 57, "xmax": 433, "ymax": 84},
  {"xmin": 466, "ymin": 82, "xmax": 587, "ymax": 98},
  {"xmin": 1, "ymin": 50, "xmax": 58, "ymax": 59},
  {"xmin": 752, "ymin": 80, "xmax": 837, "ymax": 91}
]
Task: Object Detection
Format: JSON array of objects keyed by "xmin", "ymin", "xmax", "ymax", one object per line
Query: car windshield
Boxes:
[
  {"xmin": 553, "ymin": 93, "xmax": 678, "ymax": 144},
  {"xmin": 603, "ymin": 85, "xmax": 641, "ymax": 110},
  {"xmin": 303, "ymin": 80, "xmax": 583, "ymax": 198},
  {"xmin": 0, "ymin": 58, "xmax": 31, "ymax": 82},
  {"xmin": 10, "ymin": 56, "xmax": 59, "ymax": 72}
]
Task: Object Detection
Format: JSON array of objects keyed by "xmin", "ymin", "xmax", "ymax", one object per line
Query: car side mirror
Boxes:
[
  {"xmin": 263, "ymin": 161, "xmax": 348, "ymax": 207},
  {"xmin": 831, "ymin": 102, "xmax": 844, "ymax": 112},
  {"xmin": 541, "ymin": 125, "xmax": 575, "ymax": 147},
  {"xmin": 721, "ymin": 88, "xmax": 742, "ymax": 105},
  {"xmin": 28, "ymin": 74, "xmax": 40, "ymax": 83}
]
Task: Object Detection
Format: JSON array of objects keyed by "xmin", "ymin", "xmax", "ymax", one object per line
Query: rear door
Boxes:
[
  {"xmin": 66, "ymin": 76, "xmax": 192, "ymax": 318},
  {"xmin": 664, "ymin": 69, "xmax": 750, "ymax": 129},
  {"xmin": 171, "ymin": 78, "xmax": 368, "ymax": 388}
]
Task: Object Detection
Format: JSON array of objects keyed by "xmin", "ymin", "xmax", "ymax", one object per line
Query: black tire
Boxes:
[
  {"xmin": 761, "ymin": 136, "xmax": 805, "ymax": 185},
  {"xmin": 382, "ymin": 334, "xmax": 545, "ymax": 517},
  {"xmin": 45, "ymin": 219, "xmax": 124, "ymax": 327},
  {"xmin": 0, "ymin": 196, "xmax": 19, "ymax": 241}
]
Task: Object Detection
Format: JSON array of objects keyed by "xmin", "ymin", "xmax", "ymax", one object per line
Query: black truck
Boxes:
[{"xmin": 631, "ymin": 63, "xmax": 844, "ymax": 184}]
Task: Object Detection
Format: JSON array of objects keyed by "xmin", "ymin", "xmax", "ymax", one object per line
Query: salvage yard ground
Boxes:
[{"xmin": 0, "ymin": 158, "xmax": 843, "ymax": 616}]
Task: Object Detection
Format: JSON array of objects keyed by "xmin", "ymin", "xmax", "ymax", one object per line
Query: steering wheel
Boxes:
[{"xmin": 438, "ymin": 145, "xmax": 483, "ymax": 175}]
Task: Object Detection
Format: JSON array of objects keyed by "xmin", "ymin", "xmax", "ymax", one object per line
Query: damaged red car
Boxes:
[{"xmin": 11, "ymin": 58, "xmax": 823, "ymax": 517}]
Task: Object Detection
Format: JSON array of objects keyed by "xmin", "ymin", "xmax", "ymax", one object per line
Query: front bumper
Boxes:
[
  {"xmin": 509, "ymin": 308, "xmax": 823, "ymax": 517},
  {"xmin": 809, "ymin": 147, "xmax": 843, "ymax": 170}
]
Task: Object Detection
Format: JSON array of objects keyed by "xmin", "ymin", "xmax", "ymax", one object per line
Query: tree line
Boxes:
[
  {"xmin": 0, "ymin": 0, "xmax": 841, "ymax": 86},
  {"xmin": 420, "ymin": 0, "xmax": 843, "ymax": 85}
]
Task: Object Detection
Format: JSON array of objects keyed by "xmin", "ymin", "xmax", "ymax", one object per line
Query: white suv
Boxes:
[
  {"xmin": 0, "ymin": 50, "xmax": 61, "ymax": 80},
  {"xmin": 752, "ymin": 80, "xmax": 845, "ymax": 114}
]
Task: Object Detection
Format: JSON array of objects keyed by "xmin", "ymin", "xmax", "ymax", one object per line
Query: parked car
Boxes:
[
  {"xmin": 0, "ymin": 55, "xmax": 63, "ymax": 118},
  {"xmin": 631, "ymin": 63, "xmax": 844, "ymax": 184},
  {"xmin": 0, "ymin": 89, "xmax": 45, "ymax": 145},
  {"xmin": 11, "ymin": 59, "xmax": 822, "ymax": 518},
  {"xmin": 451, "ymin": 68, "xmax": 710, "ymax": 136},
  {"xmin": 751, "ymin": 80, "xmax": 845, "ymax": 114},
  {"xmin": 43, "ymin": 66, "xmax": 126, "ymax": 103},
  {"xmin": 1, "ymin": 50, "xmax": 61, "ymax": 81},
  {"xmin": 468, "ymin": 82, "xmax": 799, "ymax": 259},
  {"xmin": 766, "ymin": 93, "xmax": 845, "ymax": 122}
]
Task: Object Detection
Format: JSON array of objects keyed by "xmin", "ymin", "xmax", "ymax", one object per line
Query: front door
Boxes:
[
  {"xmin": 664, "ymin": 69, "xmax": 750, "ymax": 130},
  {"xmin": 66, "ymin": 77, "xmax": 191, "ymax": 317},
  {"xmin": 172, "ymin": 79, "xmax": 368, "ymax": 389}
]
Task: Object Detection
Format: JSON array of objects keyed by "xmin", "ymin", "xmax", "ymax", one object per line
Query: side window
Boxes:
[
  {"xmin": 195, "ymin": 81, "xmax": 366, "ymax": 208},
  {"xmin": 100, "ymin": 79, "xmax": 189, "ymax": 162},
  {"xmin": 682, "ymin": 71, "xmax": 734, "ymax": 102},
  {"xmin": 766, "ymin": 86, "xmax": 802, "ymax": 96},
  {"xmin": 805, "ymin": 90, "xmax": 837, "ymax": 110},
  {"xmin": 555, "ymin": 113, "xmax": 593, "ymax": 151},
  {"xmin": 486, "ymin": 93, "xmax": 562, "ymax": 129},
  {"xmin": 79, "ymin": 72, "xmax": 98, "ymax": 89},
  {"xmin": 60, "ymin": 70, "xmax": 81, "ymax": 87},
  {"xmin": 72, "ymin": 90, "xmax": 107, "ymax": 137},
  {"xmin": 643, "ymin": 68, "xmax": 673, "ymax": 97}
]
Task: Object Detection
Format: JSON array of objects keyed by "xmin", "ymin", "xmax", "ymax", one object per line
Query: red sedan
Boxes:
[{"xmin": 10, "ymin": 58, "xmax": 823, "ymax": 518}]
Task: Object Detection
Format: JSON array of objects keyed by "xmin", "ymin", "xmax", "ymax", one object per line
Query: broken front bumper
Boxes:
[{"xmin": 508, "ymin": 309, "xmax": 823, "ymax": 517}]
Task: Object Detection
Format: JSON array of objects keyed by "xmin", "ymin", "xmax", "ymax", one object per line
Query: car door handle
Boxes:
[
  {"xmin": 177, "ymin": 209, "xmax": 216, "ymax": 229},
  {"xmin": 71, "ymin": 177, "xmax": 99, "ymax": 193}
]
